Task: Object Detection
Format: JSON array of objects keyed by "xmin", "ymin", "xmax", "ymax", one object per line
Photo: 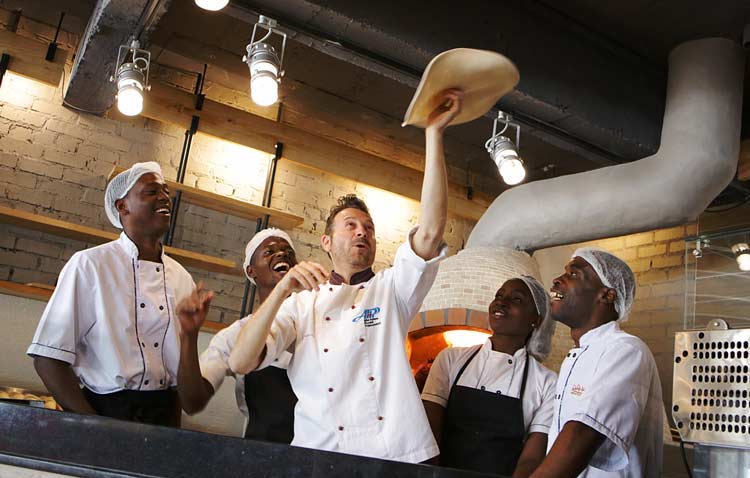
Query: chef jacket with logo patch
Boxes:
[
  {"xmin": 547, "ymin": 321, "xmax": 663, "ymax": 478},
  {"xmin": 257, "ymin": 227, "xmax": 447, "ymax": 463},
  {"xmin": 27, "ymin": 232, "xmax": 195, "ymax": 394}
]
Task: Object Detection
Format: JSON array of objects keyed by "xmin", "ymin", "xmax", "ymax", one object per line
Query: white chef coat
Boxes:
[
  {"xmin": 258, "ymin": 227, "xmax": 447, "ymax": 463},
  {"xmin": 547, "ymin": 321, "xmax": 663, "ymax": 478},
  {"xmin": 421, "ymin": 341, "xmax": 557, "ymax": 435},
  {"xmin": 27, "ymin": 232, "xmax": 195, "ymax": 394},
  {"xmin": 199, "ymin": 315, "xmax": 292, "ymax": 417}
]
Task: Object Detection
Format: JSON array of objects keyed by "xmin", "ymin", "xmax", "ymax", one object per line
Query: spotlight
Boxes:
[
  {"xmin": 195, "ymin": 0, "xmax": 229, "ymax": 11},
  {"xmin": 242, "ymin": 16, "xmax": 286, "ymax": 107},
  {"xmin": 110, "ymin": 39, "xmax": 151, "ymax": 117},
  {"xmin": 731, "ymin": 243, "xmax": 750, "ymax": 271},
  {"xmin": 485, "ymin": 111, "xmax": 526, "ymax": 185}
]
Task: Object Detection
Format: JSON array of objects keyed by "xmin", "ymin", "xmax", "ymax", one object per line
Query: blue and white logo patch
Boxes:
[{"xmin": 353, "ymin": 307, "xmax": 381, "ymax": 327}]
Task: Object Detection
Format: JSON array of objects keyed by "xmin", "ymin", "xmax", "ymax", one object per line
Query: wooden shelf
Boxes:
[
  {"xmin": 0, "ymin": 206, "xmax": 241, "ymax": 276},
  {"xmin": 0, "ymin": 280, "xmax": 228, "ymax": 333},
  {"xmin": 109, "ymin": 167, "xmax": 303, "ymax": 230}
]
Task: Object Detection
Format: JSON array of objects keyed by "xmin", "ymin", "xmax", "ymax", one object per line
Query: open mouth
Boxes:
[
  {"xmin": 272, "ymin": 262, "xmax": 291, "ymax": 274},
  {"xmin": 550, "ymin": 291, "xmax": 564, "ymax": 302},
  {"xmin": 155, "ymin": 207, "xmax": 171, "ymax": 216},
  {"xmin": 490, "ymin": 307, "xmax": 506, "ymax": 318}
]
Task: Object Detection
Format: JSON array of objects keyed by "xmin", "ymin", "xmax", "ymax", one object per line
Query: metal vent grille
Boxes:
[{"xmin": 673, "ymin": 328, "xmax": 750, "ymax": 448}]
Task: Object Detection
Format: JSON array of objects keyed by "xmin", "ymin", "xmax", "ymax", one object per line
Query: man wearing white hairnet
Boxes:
[
  {"xmin": 175, "ymin": 228, "xmax": 298, "ymax": 443},
  {"xmin": 28, "ymin": 162, "xmax": 195, "ymax": 426},
  {"xmin": 530, "ymin": 248, "xmax": 663, "ymax": 478},
  {"xmin": 421, "ymin": 275, "xmax": 557, "ymax": 477}
]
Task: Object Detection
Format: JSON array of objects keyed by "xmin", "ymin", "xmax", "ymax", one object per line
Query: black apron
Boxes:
[
  {"xmin": 441, "ymin": 346, "xmax": 530, "ymax": 475},
  {"xmin": 243, "ymin": 366, "xmax": 298, "ymax": 443},
  {"xmin": 83, "ymin": 388, "xmax": 181, "ymax": 427}
]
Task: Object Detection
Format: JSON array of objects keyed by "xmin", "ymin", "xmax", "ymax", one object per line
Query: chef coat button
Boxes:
[
  {"xmin": 141, "ymin": 342, "xmax": 146, "ymax": 347},
  {"xmin": 480, "ymin": 386, "xmax": 486, "ymax": 391},
  {"xmin": 325, "ymin": 317, "xmax": 331, "ymax": 321},
  {"xmin": 338, "ymin": 426, "xmax": 344, "ymax": 431},
  {"xmin": 508, "ymin": 359, "xmax": 513, "ymax": 364},
  {"xmin": 496, "ymin": 391, "xmax": 502, "ymax": 395},
  {"xmin": 566, "ymin": 353, "xmax": 570, "ymax": 357},
  {"xmin": 368, "ymin": 376, "xmax": 375, "ymax": 381},
  {"xmin": 359, "ymin": 338, "xmax": 365, "ymax": 343},
  {"xmin": 328, "ymin": 387, "xmax": 334, "ymax": 392},
  {"xmin": 359, "ymin": 285, "xmax": 364, "ymax": 290},
  {"xmin": 351, "ymin": 305, "xmax": 356, "ymax": 309},
  {"xmin": 159, "ymin": 379, "xmax": 164, "ymax": 385},
  {"xmin": 144, "ymin": 380, "xmax": 149, "ymax": 386},
  {"xmin": 159, "ymin": 305, "xmax": 164, "ymax": 311},
  {"xmin": 140, "ymin": 303, "xmax": 145, "ymax": 308},
  {"xmin": 156, "ymin": 267, "xmax": 160, "ymax": 272},
  {"xmin": 154, "ymin": 342, "xmax": 159, "ymax": 348},
  {"xmin": 378, "ymin": 416, "xmax": 383, "ymax": 421},
  {"xmin": 572, "ymin": 353, "xmax": 577, "ymax": 357},
  {"xmin": 329, "ymin": 287, "xmax": 333, "ymax": 292},
  {"xmin": 324, "ymin": 348, "xmax": 329, "ymax": 353}
]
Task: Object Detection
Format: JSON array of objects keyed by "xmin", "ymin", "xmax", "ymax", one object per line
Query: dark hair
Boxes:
[{"xmin": 325, "ymin": 194, "xmax": 370, "ymax": 235}]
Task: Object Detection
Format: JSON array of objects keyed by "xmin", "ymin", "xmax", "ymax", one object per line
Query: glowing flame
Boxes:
[{"xmin": 443, "ymin": 330, "xmax": 491, "ymax": 348}]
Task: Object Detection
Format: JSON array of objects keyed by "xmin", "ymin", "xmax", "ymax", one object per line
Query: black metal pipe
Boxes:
[
  {"xmin": 0, "ymin": 54, "xmax": 10, "ymax": 89},
  {"xmin": 45, "ymin": 12, "xmax": 65, "ymax": 62}
]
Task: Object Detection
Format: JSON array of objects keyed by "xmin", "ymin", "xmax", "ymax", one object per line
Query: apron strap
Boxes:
[
  {"xmin": 518, "ymin": 351, "xmax": 531, "ymax": 399},
  {"xmin": 451, "ymin": 345, "xmax": 483, "ymax": 388}
]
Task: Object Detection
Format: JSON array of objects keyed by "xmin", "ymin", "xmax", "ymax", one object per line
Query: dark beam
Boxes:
[
  {"xmin": 64, "ymin": 0, "xmax": 170, "ymax": 114},
  {"xmin": 231, "ymin": 0, "xmax": 666, "ymax": 163}
]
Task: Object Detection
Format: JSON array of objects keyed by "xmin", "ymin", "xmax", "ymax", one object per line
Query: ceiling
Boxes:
[{"xmin": 50, "ymin": 0, "xmax": 750, "ymax": 204}]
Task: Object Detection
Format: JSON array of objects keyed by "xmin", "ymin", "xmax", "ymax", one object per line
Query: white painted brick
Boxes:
[
  {"xmin": 62, "ymin": 168, "xmax": 106, "ymax": 189},
  {"xmin": 2, "ymin": 106, "xmax": 47, "ymax": 128},
  {"xmin": 46, "ymin": 119, "xmax": 88, "ymax": 140},
  {"xmin": 16, "ymin": 238, "xmax": 63, "ymax": 258},
  {"xmin": 0, "ymin": 136, "xmax": 44, "ymax": 158},
  {"xmin": 17, "ymin": 157, "xmax": 64, "ymax": 179}
]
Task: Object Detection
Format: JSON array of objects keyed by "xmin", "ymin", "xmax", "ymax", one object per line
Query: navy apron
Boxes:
[
  {"xmin": 83, "ymin": 388, "xmax": 181, "ymax": 427},
  {"xmin": 441, "ymin": 346, "xmax": 530, "ymax": 475},
  {"xmin": 243, "ymin": 366, "xmax": 297, "ymax": 443}
]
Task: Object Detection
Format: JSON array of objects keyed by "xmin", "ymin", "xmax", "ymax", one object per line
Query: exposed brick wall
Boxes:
[{"xmin": 0, "ymin": 72, "xmax": 474, "ymax": 324}]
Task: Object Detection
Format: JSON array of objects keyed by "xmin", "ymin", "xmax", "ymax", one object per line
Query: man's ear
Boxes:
[
  {"xmin": 321, "ymin": 234, "xmax": 331, "ymax": 254},
  {"xmin": 115, "ymin": 198, "xmax": 128, "ymax": 217},
  {"xmin": 600, "ymin": 287, "xmax": 617, "ymax": 305},
  {"xmin": 246, "ymin": 265, "xmax": 257, "ymax": 281}
]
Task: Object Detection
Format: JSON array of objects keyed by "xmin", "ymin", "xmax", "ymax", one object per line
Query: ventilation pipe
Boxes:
[
  {"xmin": 468, "ymin": 38, "xmax": 745, "ymax": 251},
  {"xmin": 419, "ymin": 38, "xmax": 744, "ymax": 335}
]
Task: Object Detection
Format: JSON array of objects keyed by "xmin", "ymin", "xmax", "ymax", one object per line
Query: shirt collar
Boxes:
[
  {"xmin": 481, "ymin": 339, "xmax": 527, "ymax": 361},
  {"xmin": 579, "ymin": 320, "xmax": 620, "ymax": 347},
  {"xmin": 329, "ymin": 268, "xmax": 375, "ymax": 286},
  {"xmin": 117, "ymin": 232, "xmax": 164, "ymax": 261}
]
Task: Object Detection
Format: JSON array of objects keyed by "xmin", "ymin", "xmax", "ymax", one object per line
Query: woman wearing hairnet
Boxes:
[{"xmin": 421, "ymin": 275, "xmax": 557, "ymax": 477}]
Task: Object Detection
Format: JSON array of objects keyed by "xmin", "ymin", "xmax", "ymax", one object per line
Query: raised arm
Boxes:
[
  {"xmin": 228, "ymin": 261, "xmax": 329, "ymax": 375},
  {"xmin": 412, "ymin": 89, "xmax": 464, "ymax": 260}
]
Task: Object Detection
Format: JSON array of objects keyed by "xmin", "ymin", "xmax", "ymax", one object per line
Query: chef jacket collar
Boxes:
[
  {"xmin": 481, "ymin": 339, "xmax": 528, "ymax": 361},
  {"xmin": 578, "ymin": 320, "xmax": 620, "ymax": 348},
  {"xmin": 116, "ymin": 231, "xmax": 165, "ymax": 261},
  {"xmin": 329, "ymin": 267, "xmax": 375, "ymax": 286}
]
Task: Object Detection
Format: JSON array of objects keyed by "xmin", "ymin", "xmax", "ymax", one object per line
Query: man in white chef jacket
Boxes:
[
  {"xmin": 27, "ymin": 162, "xmax": 195, "ymax": 426},
  {"xmin": 530, "ymin": 248, "xmax": 663, "ymax": 478},
  {"xmin": 225, "ymin": 89, "xmax": 463, "ymax": 462}
]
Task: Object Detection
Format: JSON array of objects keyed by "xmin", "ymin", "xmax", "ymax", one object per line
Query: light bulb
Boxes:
[
  {"xmin": 737, "ymin": 253, "xmax": 750, "ymax": 272},
  {"xmin": 499, "ymin": 158, "xmax": 526, "ymax": 185},
  {"xmin": 195, "ymin": 0, "xmax": 229, "ymax": 11},
  {"xmin": 251, "ymin": 73, "xmax": 278, "ymax": 106},
  {"xmin": 117, "ymin": 84, "xmax": 143, "ymax": 116}
]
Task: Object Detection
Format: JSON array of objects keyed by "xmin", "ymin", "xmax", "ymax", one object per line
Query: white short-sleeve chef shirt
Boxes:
[
  {"xmin": 547, "ymin": 321, "xmax": 664, "ymax": 478},
  {"xmin": 257, "ymin": 227, "xmax": 447, "ymax": 463},
  {"xmin": 27, "ymin": 233, "xmax": 195, "ymax": 394},
  {"xmin": 422, "ymin": 341, "xmax": 557, "ymax": 435}
]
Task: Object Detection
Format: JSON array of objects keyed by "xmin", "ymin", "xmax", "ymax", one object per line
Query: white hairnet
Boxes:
[
  {"xmin": 243, "ymin": 228, "xmax": 295, "ymax": 283},
  {"xmin": 517, "ymin": 275, "xmax": 555, "ymax": 361},
  {"xmin": 104, "ymin": 162, "xmax": 163, "ymax": 229},
  {"xmin": 572, "ymin": 248, "xmax": 636, "ymax": 321}
]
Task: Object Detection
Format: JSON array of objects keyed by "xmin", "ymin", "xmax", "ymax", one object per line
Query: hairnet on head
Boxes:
[
  {"xmin": 104, "ymin": 162, "xmax": 163, "ymax": 229},
  {"xmin": 517, "ymin": 275, "xmax": 555, "ymax": 361},
  {"xmin": 243, "ymin": 228, "xmax": 295, "ymax": 283},
  {"xmin": 572, "ymin": 247, "xmax": 636, "ymax": 321}
]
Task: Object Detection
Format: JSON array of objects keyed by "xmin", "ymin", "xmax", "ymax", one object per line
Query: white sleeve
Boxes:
[
  {"xmin": 420, "ymin": 348, "xmax": 454, "ymax": 408},
  {"xmin": 392, "ymin": 226, "xmax": 448, "ymax": 331},
  {"xmin": 256, "ymin": 296, "xmax": 298, "ymax": 370},
  {"xmin": 565, "ymin": 341, "xmax": 654, "ymax": 472},
  {"xmin": 27, "ymin": 253, "xmax": 93, "ymax": 364},
  {"xmin": 528, "ymin": 368, "xmax": 557, "ymax": 435},
  {"xmin": 199, "ymin": 321, "xmax": 243, "ymax": 391}
]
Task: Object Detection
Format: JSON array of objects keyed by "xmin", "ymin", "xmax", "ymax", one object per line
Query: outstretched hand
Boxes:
[
  {"xmin": 176, "ymin": 282, "xmax": 214, "ymax": 338},
  {"xmin": 425, "ymin": 89, "xmax": 464, "ymax": 133}
]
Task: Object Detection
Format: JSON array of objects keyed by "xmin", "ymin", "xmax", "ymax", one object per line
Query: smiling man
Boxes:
[
  {"xmin": 175, "ymin": 228, "xmax": 299, "ymax": 443},
  {"xmin": 28, "ymin": 162, "xmax": 195, "ymax": 426},
  {"xmin": 227, "ymin": 89, "xmax": 464, "ymax": 462},
  {"xmin": 530, "ymin": 248, "xmax": 663, "ymax": 478}
]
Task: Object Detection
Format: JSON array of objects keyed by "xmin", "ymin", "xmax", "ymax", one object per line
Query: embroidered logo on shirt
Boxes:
[
  {"xmin": 570, "ymin": 384, "xmax": 585, "ymax": 396},
  {"xmin": 353, "ymin": 307, "xmax": 381, "ymax": 327}
]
